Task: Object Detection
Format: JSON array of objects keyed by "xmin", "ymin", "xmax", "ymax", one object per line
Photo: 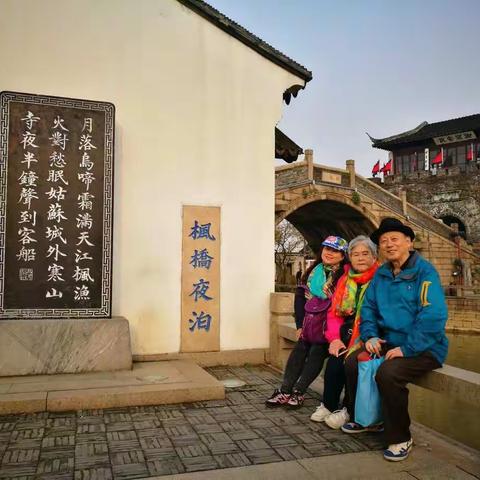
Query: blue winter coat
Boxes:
[{"xmin": 360, "ymin": 251, "xmax": 448, "ymax": 364}]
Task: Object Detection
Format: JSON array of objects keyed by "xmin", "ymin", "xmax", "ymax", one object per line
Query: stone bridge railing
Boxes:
[
  {"xmin": 355, "ymin": 176, "xmax": 453, "ymax": 239},
  {"xmin": 275, "ymin": 162, "xmax": 310, "ymax": 190},
  {"xmin": 275, "ymin": 153, "xmax": 454, "ymax": 241},
  {"xmin": 355, "ymin": 176, "xmax": 403, "ymax": 216}
]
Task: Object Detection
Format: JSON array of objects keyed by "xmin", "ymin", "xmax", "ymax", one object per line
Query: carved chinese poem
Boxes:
[{"xmin": 0, "ymin": 91, "xmax": 114, "ymax": 318}]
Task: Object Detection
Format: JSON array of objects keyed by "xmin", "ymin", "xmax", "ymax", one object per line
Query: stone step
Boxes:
[{"xmin": 0, "ymin": 360, "xmax": 225, "ymax": 414}]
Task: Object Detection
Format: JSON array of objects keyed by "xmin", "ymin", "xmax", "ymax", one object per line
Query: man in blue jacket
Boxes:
[{"xmin": 341, "ymin": 217, "xmax": 448, "ymax": 462}]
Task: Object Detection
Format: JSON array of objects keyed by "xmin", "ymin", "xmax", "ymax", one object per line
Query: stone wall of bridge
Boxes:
[
  {"xmin": 275, "ymin": 154, "xmax": 480, "ymax": 291},
  {"xmin": 383, "ymin": 164, "xmax": 480, "ymax": 245}
]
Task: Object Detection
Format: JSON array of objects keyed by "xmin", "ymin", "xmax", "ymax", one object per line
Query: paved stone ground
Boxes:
[{"xmin": 0, "ymin": 365, "xmax": 384, "ymax": 480}]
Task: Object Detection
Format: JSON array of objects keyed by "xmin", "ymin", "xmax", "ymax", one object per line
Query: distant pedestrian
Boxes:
[{"xmin": 295, "ymin": 265, "xmax": 303, "ymax": 285}]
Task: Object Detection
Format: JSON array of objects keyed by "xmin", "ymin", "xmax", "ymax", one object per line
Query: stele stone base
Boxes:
[{"xmin": 0, "ymin": 317, "xmax": 132, "ymax": 376}]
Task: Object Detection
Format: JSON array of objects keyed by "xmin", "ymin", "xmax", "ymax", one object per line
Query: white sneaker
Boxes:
[
  {"xmin": 325, "ymin": 408, "xmax": 350, "ymax": 429},
  {"xmin": 310, "ymin": 403, "xmax": 331, "ymax": 422},
  {"xmin": 383, "ymin": 439, "xmax": 413, "ymax": 462}
]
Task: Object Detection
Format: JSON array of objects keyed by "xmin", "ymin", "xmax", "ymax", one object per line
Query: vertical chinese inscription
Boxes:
[
  {"xmin": 0, "ymin": 91, "xmax": 114, "ymax": 318},
  {"xmin": 181, "ymin": 206, "xmax": 220, "ymax": 352}
]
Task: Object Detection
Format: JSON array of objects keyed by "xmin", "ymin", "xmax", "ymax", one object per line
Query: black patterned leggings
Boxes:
[{"xmin": 280, "ymin": 339, "xmax": 329, "ymax": 394}]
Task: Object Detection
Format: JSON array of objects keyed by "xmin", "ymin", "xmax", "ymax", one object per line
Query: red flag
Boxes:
[
  {"xmin": 466, "ymin": 144, "xmax": 473, "ymax": 161},
  {"xmin": 371, "ymin": 160, "xmax": 380, "ymax": 175},
  {"xmin": 382, "ymin": 159, "xmax": 392, "ymax": 174},
  {"xmin": 431, "ymin": 149, "xmax": 443, "ymax": 165}
]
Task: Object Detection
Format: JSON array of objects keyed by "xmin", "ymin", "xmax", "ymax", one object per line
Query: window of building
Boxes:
[
  {"xmin": 398, "ymin": 154, "xmax": 410, "ymax": 174},
  {"xmin": 398, "ymin": 152, "xmax": 421, "ymax": 173},
  {"xmin": 410, "ymin": 153, "xmax": 417, "ymax": 171},
  {"xmin": 445, "ymin": 146, "xmax": 456, "ymax": 167},
  {"xmin": 456, "ymin": 144, "xmax": 466, "ymax": 165},
  {"xmin": 417, "ymin": 150, "xmax": 424, "ymax": 170},
  {"xmin": 394, "ymin": 154, "xmax": 402, "ymax": 174}
]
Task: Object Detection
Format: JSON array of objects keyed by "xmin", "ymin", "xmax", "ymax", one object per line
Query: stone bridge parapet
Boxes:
[{"xmin": 275, "ymin": 154, "xmax": 480, "ymax": 289}]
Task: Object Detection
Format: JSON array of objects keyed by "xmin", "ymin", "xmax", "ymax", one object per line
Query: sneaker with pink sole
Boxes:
[
  {"xmin": 265, "ymin": 389, "xmax": 290, "ymax": 407},
  {"xmin": 286, "ymin": 390, "xmax": 305, "ymax": 409}
]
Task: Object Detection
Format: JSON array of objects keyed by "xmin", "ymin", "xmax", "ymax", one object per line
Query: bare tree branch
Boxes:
[{"xmin": 275, "ymin": 220, "xmax": 306, "ymax": 285}]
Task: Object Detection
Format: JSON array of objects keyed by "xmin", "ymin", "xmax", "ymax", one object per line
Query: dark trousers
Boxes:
[
  {"xmin": 281, "ymin": 339, "xmax": 329, "ymax": 394},
  {"xmin": 345, "ymin": 346, "xmax": 441, "ymax": 444},
  {"xmin": 323, "ymin": 354, "xmax": 347, "ymax": 412}
]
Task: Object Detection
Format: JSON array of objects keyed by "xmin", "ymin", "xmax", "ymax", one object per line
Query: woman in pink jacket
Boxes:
[{"xmin": 310, "ymin": 235, "xmax": 379, "ymax": 429}]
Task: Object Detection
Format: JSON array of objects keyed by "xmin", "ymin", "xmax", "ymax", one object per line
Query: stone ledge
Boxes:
[
  {"xmin": 278, "ymin": 322, "xmax": 480, "ymax": 407},
  {"xmin": 416, "ymin": 364, "xmax": 480, "ymax": 406},
  {"xmin": 278, "ymin": 322, "xmax": 298, "ymax": 342},
  {"xmin": 446, "ymin": 327, "xmax": 480, "ymax": 335},
  {"xmin": 133, "ymin": 348, "xmax": 267, "ymax": 366},
  {"xmin": 0, "ymin": 317, "xmax": 132, "ymax": 376},
  {"xmin": 0, "ymin": 392, "xmax": 46, "ymax": 415},
  {"xmin": 0, "ymin": 360, "xmax": 225, "ymax": 414}
]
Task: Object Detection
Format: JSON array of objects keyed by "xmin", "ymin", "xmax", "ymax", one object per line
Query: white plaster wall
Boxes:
[{"xmin": 0, "ymin": 0, "xmax": 305, "ymax": 354}]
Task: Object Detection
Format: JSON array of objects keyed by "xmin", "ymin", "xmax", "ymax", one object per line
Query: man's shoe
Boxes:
[
  {"xmin": 383, "ymin": 439, "xmax": 413, "ymax": 462},
  {"xmin": 325, "ymin": 408, "xmax": 350, "ymax": 429},
  {"xmin": 265, "ymin": 389, "xmax": 290, "ymax": 407},
  {"xmin": 341, "ymin": 422, "xmax": 384, "ymax": 434},
  {"xmin": 286, "ymin": 390, "xmax": 305, "ymax": 409},
  {"xmin": 310, "ymin": 403, "xmax": 331, "ymax": 422}
]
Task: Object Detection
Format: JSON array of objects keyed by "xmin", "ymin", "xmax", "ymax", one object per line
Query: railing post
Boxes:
[
  {"xmin": 400, "ymin": 188, "xmax": 408, "ymax": 216},
  {"xmin": 270, "ymin": 292, "xmax": 295, "ymax": 370},
  {"xmin": 305, "ymin": 149, "xmax": 314, "ymax": 181},
  {"xmin": 346, "ymin": 159, "xmax": 356, "ymax": 189}
]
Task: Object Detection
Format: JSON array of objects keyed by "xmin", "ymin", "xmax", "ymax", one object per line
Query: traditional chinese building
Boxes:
[
  {"xmin": 0, "ymin": 0, "xmax": 311, "ymax": 364},
  {"xmin": 369, "ymin": 114, "xmax": 480, "ymax": 247}
]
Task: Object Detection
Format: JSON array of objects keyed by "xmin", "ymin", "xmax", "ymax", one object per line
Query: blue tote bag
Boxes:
[{"xmin": 355, "ymin": 355, "xmax": 385, "ymax": 427}]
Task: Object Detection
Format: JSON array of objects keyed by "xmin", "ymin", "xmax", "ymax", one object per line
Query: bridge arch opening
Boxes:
[
  {"xmin": 284, "ymin": 199, "xmax": 377, "ymax": 254},
  {"xmin": 440, "ymin": 215, "xmax": 467, "ymax": 239}
]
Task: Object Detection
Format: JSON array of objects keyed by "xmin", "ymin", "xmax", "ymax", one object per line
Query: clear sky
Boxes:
[{"xmin": 207, "ymin": 0, "xmax": 480, "ymax": 176}]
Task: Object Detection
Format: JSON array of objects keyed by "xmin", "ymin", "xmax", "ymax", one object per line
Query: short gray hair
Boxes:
[{"xmin": 348, "ymin": 235, "xmax": 377, "ymax": 258}]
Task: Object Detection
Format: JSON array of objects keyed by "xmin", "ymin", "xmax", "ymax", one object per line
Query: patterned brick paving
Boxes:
[{"xmin": 0, "ymin": 365, "xmax": 383, "ymax": 479}]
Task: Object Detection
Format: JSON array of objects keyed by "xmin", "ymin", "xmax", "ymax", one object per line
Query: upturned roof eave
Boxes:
[{"xmin": 369, "ymin": 113, "xmax": 480, "ymax": 150}]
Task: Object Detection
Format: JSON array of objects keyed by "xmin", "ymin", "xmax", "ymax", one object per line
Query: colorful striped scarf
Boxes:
[
  {"xmin": 307, "ymin": 263, "xmax": 338, "ymax": 299},
  {"xmin": 330, "ymin": 263, "xmax": 379, "ymax": 355}
]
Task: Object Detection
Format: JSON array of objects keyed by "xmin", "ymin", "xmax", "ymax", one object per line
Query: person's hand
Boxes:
[
  {"xmin": 365, "ymin": 337, "xmax": 386, "ymax": 356},
  {"xmin": 296, "ymin": 328, "xmax": 302, "ymax": 340},
  {"xmin": 329, "ymin": 339, "xmax": 346, "ymax": 357},
  {"xmin": 385, "ymin": 347, "xmax": 404, "ymax": 360}
]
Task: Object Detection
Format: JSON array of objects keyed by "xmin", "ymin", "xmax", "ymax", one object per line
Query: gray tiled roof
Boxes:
[
  {"xmin": 370, "ymin": 114, "xmax": 480, "ymax": 150},
  {"xmin": 178, "ymin": 0, "xmax": 313, "ymax": 86},
  {"xmin": 275, "ymin": 127, "xmax": 303, "ymax": 163}
]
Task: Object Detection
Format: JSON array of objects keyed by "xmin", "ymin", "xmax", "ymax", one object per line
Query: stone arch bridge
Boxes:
[{"xmin": 275, "ymin": 151, "xmax": 480, "ymax": 291}]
